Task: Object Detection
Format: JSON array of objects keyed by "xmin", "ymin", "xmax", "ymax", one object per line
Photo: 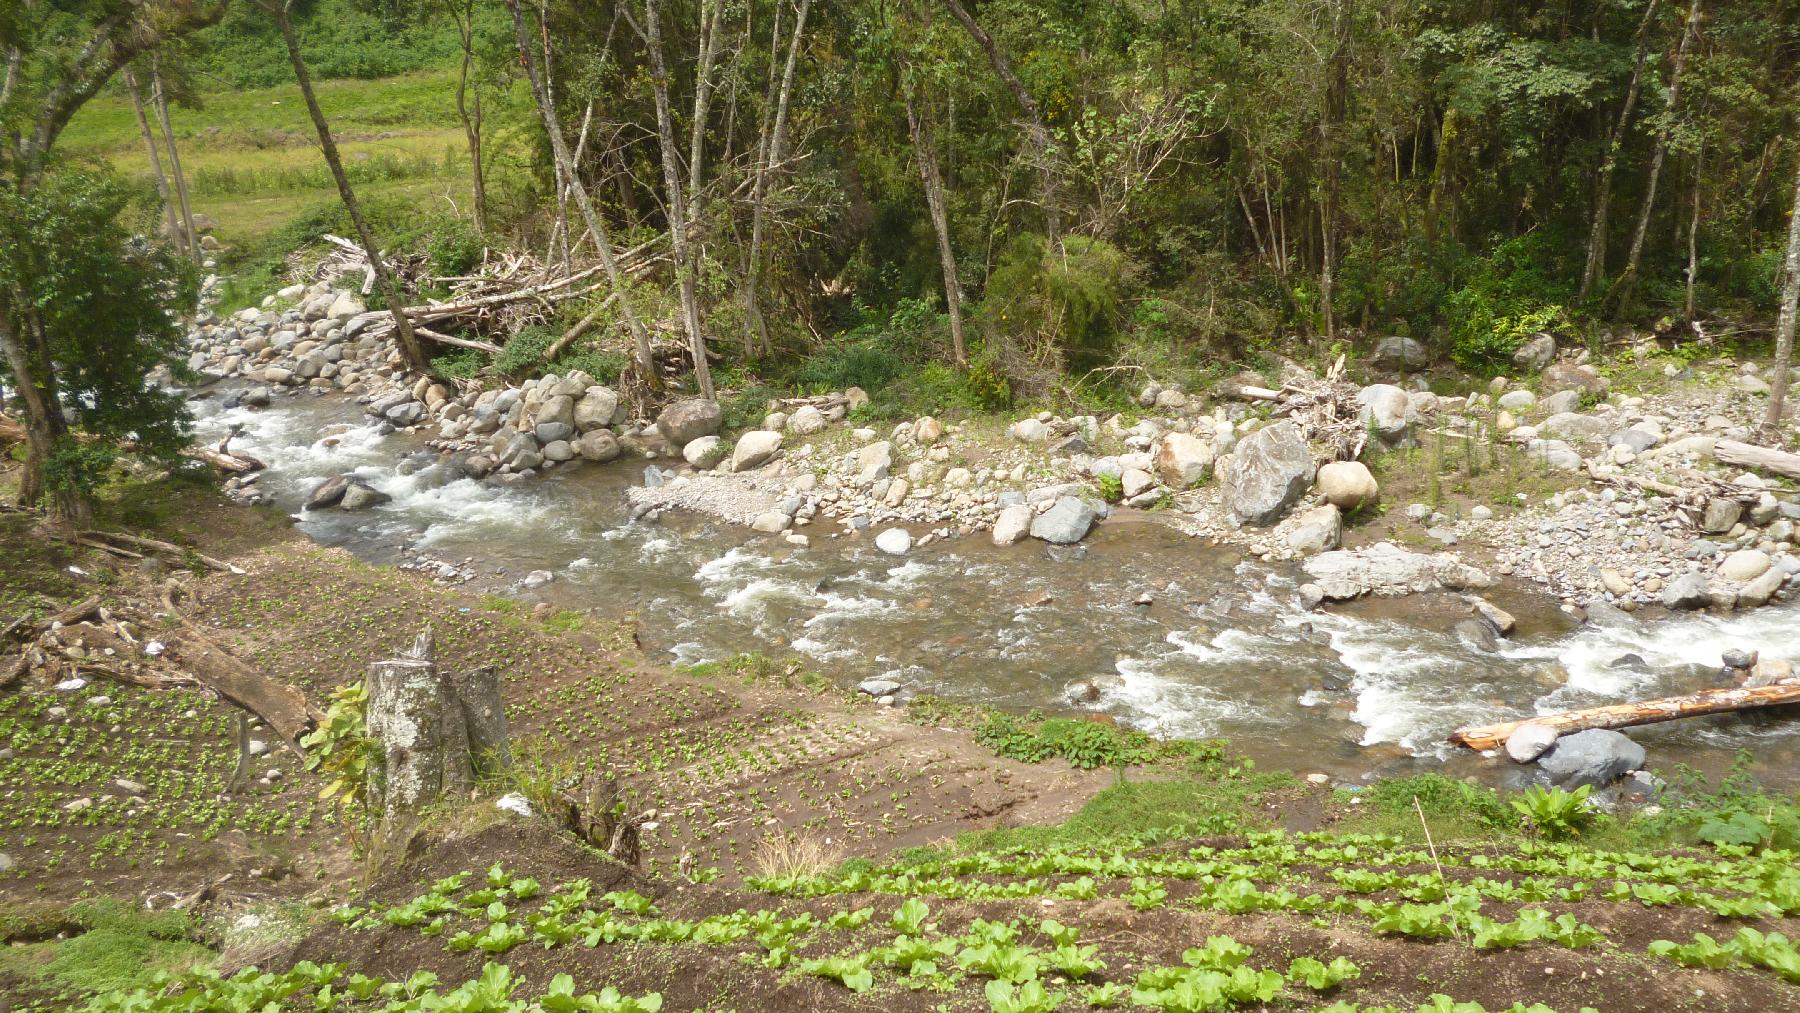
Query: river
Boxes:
[{"xmin": 189, "ymin": 387, "xmax": 1800, "ymax": 792}]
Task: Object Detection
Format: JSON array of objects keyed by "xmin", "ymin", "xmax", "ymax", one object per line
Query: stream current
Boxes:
[{"xmin": 189, "ymin": 388, "xmax": 1800, "ymax": 791}]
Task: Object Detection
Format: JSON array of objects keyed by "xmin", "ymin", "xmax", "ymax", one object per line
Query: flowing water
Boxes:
[{"xmin": 190, "ymin": 389, "xmax": 1800, "ymax": 790}]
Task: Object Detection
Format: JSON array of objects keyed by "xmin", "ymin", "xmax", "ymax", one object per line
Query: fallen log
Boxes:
[
  {"xmin": 185, "ymin": 446, "xmax": 262, "ymax": 474},
  {"xmin": 1449, "ymin": 682, "xmax": 1800, "ymax": 751},
  {"xmin": 413, "ymin": 326, "xmax": 503, "ymax": 355},
  {"xmin": 160, "ymin": 581, "xmax": 325, "ymax": 752},
  {"xmin": 78, "ymin": 532, "xmax": 241, "ymax": 574},
  {"xmin": 1715, "ymin": 439, "xmax": 1800, "ymax": 482}
]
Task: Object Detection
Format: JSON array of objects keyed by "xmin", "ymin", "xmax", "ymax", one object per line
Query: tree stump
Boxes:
[
  {"xmin": 364, "ymin": 629, "xmax": 476, "ymax": 835},
  {"xmin": 452, "ymin": 664, "xmax": 510, "ymax": 777}
]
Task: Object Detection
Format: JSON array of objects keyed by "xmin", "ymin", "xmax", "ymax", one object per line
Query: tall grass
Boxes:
[{"xmin": 190, "ymin": 147, "xmax": 463, "ymax": 197}]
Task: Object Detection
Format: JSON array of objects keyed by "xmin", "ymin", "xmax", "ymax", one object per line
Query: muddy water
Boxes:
[{"xmin": 190, "ymin": 389, "xmax": 1800, "ymax": 790}]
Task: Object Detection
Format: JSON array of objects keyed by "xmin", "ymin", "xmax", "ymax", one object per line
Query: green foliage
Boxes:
[
  {"xmin": 299, "ymin": 682, "xmax": 374, "ymax": 845},
  {"xmin": 1629, "ymin": 751, "xmax": 1800, "ymax": 852},
  {"xmin": 973, "ymin": 714, "xmax": 1220, "ymax": 771},
  {"xmin": 196, "ymin": 0, "xmax": 493, "ymax": 88},
  {"xmin": 23, "ymin": 900, "xmax": 208, "ymax": 998},
  {"xmin": 0, "ymin": 169, "xmax": 198, "ymax": 491},
  {"xmin": 1442, "ymin": 236, "xmax": 1575, "ymax": 372},
  {"xmin": 1096, "ymin": 471, "xmax": 1124, "ymax": 503},
  {"xmin": 982, "ymin": 235, "xmax": 1134, "ymax": 374},
  {"xmin": 1356, "ymin": 774, "xmax": 1520, "ymax": 835},
  {"xmin": 1510, "ymin": 785, "xmax": 1597, "ymax": 841},
  {"xmin": 494, "ymin": 326, "xmax": 556, "ymax": 376},
  {"xmin": 431, "ymin": 349, "xmax": 488, "ymax": 380}
]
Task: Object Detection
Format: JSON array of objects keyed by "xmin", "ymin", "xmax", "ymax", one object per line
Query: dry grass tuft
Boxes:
[{"xmin": 751, "ymin": 830, "xmax": 843, "ymax": 880}]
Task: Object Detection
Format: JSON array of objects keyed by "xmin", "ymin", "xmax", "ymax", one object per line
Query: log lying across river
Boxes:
[{"xmin": 1449, "ymin": 682, "xmax": 1800, "ymax": 751}]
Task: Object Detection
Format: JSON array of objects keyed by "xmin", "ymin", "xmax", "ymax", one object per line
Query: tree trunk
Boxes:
[
  {"xmin": 122, "ymin": 66, "xmax": 184, "ymax": 258},
  {"xmin": 507, "ymin": 0, "xmax": 657, "ymax": 383},
  {"xmin": 448, "ymin": 0, "xmax": 487, "ymax": 232},
  {"xmin": 744, "ymin": 0, "xmax": 810, "ymax": 359},
  {"xmin": 1716, "ymin": 439, "xmax": 1800, "ymax": 479},
  {"xmin": 1449, "ymin": 682, "xmax": 1800, "ymax": 751},
  {"xmin": 451, "ymin": 664, "xmax": 510, "ymax": 776},
  {"xmin": 271, "ymin": 5, "xmax": 431, "ymax": 377},
  {"xmin": 640, "ymin": 0, "xmax": 720, "ymax": 400},
  {"xmin": 0, "ymin": 297, "xmax": 87, "ymax": 524},
  {"xmin": 1763, "ymin": 156, "xmax": 1800, "ymax": 438},
  {"xmin": 938, "ymin": 0, "xmax": 1059, "ymax": 244},
  {"xmin": 1578, "ymin": 0, "xmax": 1661, "ymax": 301},
  {"xmin": 150, "ymin": 64, "xmax": 200, "ymax": 265},
  {"xmin": 1685, "ymin": 151, "xmax": 1702, "ymax": 318},
  {"xmin": 1615, "ymin": 0, "xmax": 1703, "ymax": 308},
  {"xmin": 903, "ymin": 85, "xmax": 966, "ymax": 366},
  {"xmin": 1318, "ymin": 0, "xmax": 1351, "ymax": 341},
  {"xmin": 364, "ymin": 631, "xmax": 474, "ymax": 838}
]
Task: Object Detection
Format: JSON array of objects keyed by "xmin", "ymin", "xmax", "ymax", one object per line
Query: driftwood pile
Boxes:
[
  {"xmin": 1224, "ymin": 355, "xmax": 1371, "ymax": 462},
  {"xmin": 325, "ymin": 236, "xmax": 665, "ymax": 362}
]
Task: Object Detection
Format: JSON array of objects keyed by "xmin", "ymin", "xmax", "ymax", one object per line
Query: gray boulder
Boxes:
[
  {"xmin": 1219, "ymin": 420, "xmax": 1314, "ymax": 526},
  {"xmin": 302, "ymin": 474, "xmax": 352, "ymax": 510},
  {"xmin": 730, "ymin": 430, "xmax": 783, "ymax": 472},
  {"xmin": 576, "ymin": 430, "xmax": 621, "ymax": 463},
  {"xmin": 1536, "ymin": 729, "xmax": 1645, "ymax": 789},
  {"xmin": 683, "ymin": 435, "xmax": 727, "ymax": 468},
  {"xmin": 338, "ymin": 480, "xmax": 390, "ymax": 510},
  {"xmin": 991, "ymin": 504, "xmax": 1033, "ymax": 546},
  {"xmin": 1283, "ymin": 504, "xmax": 1342, "ymax": 556},
  {"xmin": 1356, "ymin": 384, "xmax": 1416, "ymax": 449},
  {"xmin": 1542, "ymin": 362, "xmax": 1606, "ymax": 394},
  {"xmin": 1511, "ymin": 332, "xmax": 1557, "ymax": 372},
  {"xmin": 1371, "ymin": 335, "xmax": 1429, "ymax": 370},
  {"xmin": 535, "ymin": 421, "xmax": 576, "ymax": 445},
  {"xmin": 1153, "ymin": 433, "xmax": 1214, "ymax": 489},
  {"xmin": 1541, "ymin": 413, "xmax": 1610, "ymax": 443},
  {"xmin": 1660, "ymin": 572, "xmax": 1711, "ymax": 610},
  {"xmin": 656, "ymin": 399, "xmax": 723, "ymax": 446},
  {"xmin": 1031, "ymin": 496, "xmax": 1100, "ymax": 544},
  {"xmin": 1540, "ymin": 389, "xmax": 1583, "ymax": 415},
  {"xmin": 573, "ymin": 386, "xmax": 624, "ymax": 431},
  {"xmin": 1301, "ymin": 541, "xmax": 1495, "ymax": 601},
  {"xmin": 1505, "ymin": 722, "xmax": 1559, "ymax": 764}
]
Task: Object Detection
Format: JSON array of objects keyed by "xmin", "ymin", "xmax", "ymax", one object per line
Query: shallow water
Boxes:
[{"xmin": 191, "ymin": 389, "xmax": 1800, "ymax": 790}]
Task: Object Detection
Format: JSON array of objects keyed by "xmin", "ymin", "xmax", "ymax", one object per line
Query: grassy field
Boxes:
[{"xmin": 60, "ymin": 70, "xmax": 498, "ymax": 252}]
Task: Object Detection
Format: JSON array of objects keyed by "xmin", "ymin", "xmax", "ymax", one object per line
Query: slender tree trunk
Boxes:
[
  {"xmin": 122, "ymin": 66, "xmax": 183, "ymax": 257},
  {"xmin": 1685, "ymin": 151, "xmax": 1702, "ymax": 319},
  {"xmin": 1579, "ymin": 0, "xmax": 1661, "ymax": 300},
  {"xmin": 937, "ymin": 0, "xmax": 1059, "ymax": 244},
  {"xmin": 640, "ymin": 0, "xmax": 721, "ymax": 399},
  {"xmin": 150, "ymin": 64, "xmax": 200, "ymax": 264},
  {"xmin": 505, "ymin": 0, "xmax": 657, "ymax": 383},
  {"xmin": 903, "ymin": 85, "xmax": 966, "ymax": 366},
  {"xmin": 1615, "ymin": 0, "xmax": 1702, "ymax": 308},
  {"xmin": 270, "ymin": 3, "xmax": 430, "ymax": 376},
  {"xmin": 448, "ymin": 0, "xmax": 487, "ymax": 232},
  {"xmin": 744, "ymin": 0, "xmax": 810, "ymax": 359},
  {"xmin": 1764, "ymin": 157, "xmax": 1800, "ymax": 438},
  {"xmin": 0, "ymin": 296, "xmax": 86, "ymax": 524},
  {"xmin": 1318, "ymin": 0, "xmax": 1351, "ymax": 341}
]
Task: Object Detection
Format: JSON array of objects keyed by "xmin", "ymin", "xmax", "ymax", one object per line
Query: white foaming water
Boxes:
[
  {"xmin": 1305, "ymin": 610, "xmax": 1502, "ymax": 756},
  {"xmin": 1508, "ymin": 603, "xmax": 1800, "ymax": 707},
  {"xmin": 1107, "ymin": 656, "xmax": 1262, "ymax": 738}
]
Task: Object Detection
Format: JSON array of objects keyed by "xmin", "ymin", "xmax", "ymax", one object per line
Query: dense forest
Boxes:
[{"xmin": 4, "ymin": 0, "xmax": 1800, "ymax": 518}]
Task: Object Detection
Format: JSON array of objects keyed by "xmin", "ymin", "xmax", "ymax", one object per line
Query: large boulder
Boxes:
[
  {"xmin": 1031, "ymin": 496, "xmax": 1100, "ymax": 544},
  {"xmin": 338, "ymin": 480, "xmax": 390, "ymax": 511},
  {"xmin": 575, "ymin": 430, "xmax": 621, "ymax": 463},
  {"xmin": 536, "ymin": 394, "xmax": 576, "ymax": 430},
  {"xmin": 573, "ymin": 386, "xmax": 624, "ymax": 431},
  {"xmin": 656, "ymin": 399, "xmax": 722, "ymax": 446},
  {"xmin": 1218, "ymin": 421, "xmax": 1314, "ymax": 527},
  {"xmin": 1300, "ymin": 541, "xmax": 1495, "ymax": 601},
  {"xmin": 682, "ymin": 435, "xmax": 727, "ymax": 468},
  {"xmin": 1542, "ymin": 362, "xmax": 1606, "ymax": 395},
  {"xmin": 1541, "ymin": 412, "xmax": 1611, "ymax": 443},
  {"xmin": 1719, "ymin": 549, "xmax": 1771, "ymax": 583},
  {"xmin": 875, "ymin": 528, "xmax": 913, "ymax": 555},
  {"xmin": 852, "ymin": 441, "xmax": 893, "ymax": 487},
  {"xmin": 730, "ymin": 430, "xmax": 784, "ymax": 472},
  {"xmin": 1371, "ymin": 335, "xmax": 1429, "ymax": 370},
  {"xmin": 1153, "ymin": 433, "xmax": 1214, "ymax": 489},
  {"xmin": 1356, "ymin": 384, "xmax": 1416, "ymax": 449},
  {"xmin": 1282, "ymin": 504, "xmax": 1342, "ymax": 556},
  {"xmin": 1660, "ymin": 571, "xmax": 1711, "ymax": 610},
  {"xmin": 303, "ymin": 474, "xmax": 352, "ymax": 511},
  {"xmin": 1505, "ymin": 722, "xmax": 1559, "ymax": 764},
  {"xmin": 1536, "ymin": 729, "xmax": 1645, "ymax": 789},
  {"xmin": 1511, "ymin": 332, "xmax": 1557, "ymax": 372},
  {"xmin": 1315, "ymin": 460, "xmax": 1378, "ymax": 510},
  {"xmin": 787, "ymin": 404, "xmax": 827, "ymax": 435},
  {"xmin": 991, "ymin": 504, "xmax": 1033, "ymax": 546}
]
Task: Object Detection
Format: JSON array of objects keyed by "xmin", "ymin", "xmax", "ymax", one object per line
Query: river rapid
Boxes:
[{"xmin": 190, "ymin": 388, "xmax": 1800, "ymax": 792}]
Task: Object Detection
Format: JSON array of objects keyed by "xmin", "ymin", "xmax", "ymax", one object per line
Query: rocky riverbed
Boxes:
[{"xmin": 175, "ymin": 273, "xmax": 1800, "ymax": 793}]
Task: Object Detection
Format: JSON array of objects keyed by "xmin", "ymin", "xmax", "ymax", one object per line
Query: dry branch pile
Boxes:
[
  {"xmin": 1229, "ymin": 355, "xmax": 1371, "ymax": 462},
  {"xmin": 325, "ymin": 236, "xmax": 665, "ymax": 359}
]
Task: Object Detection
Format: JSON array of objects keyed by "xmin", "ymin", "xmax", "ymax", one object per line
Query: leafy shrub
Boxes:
[
  {"xmin": 431, "ymin": 349, "xmax": 487, "ymax": 380},
  {"xmin": 1510, "ymin": 784, "xmax": 1597, "ymax": 840},
  {"xmin": 1441, "ymin": 234, "xmax": 1577, "ymax": 372},
  {"xmin": 494, "ymin": 326, "xmax": 556, "ymax": 376},
  {"xmin": 426, "ymin": 216, "xmax": 485, "ymax": 277},
  {"xmin": 974, "ymin": 714, "xmax": 1218, "ymax": 770},
  {"xmin": 981, "ymin": 234, "xmax": 1135, "ymax": 375}
]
